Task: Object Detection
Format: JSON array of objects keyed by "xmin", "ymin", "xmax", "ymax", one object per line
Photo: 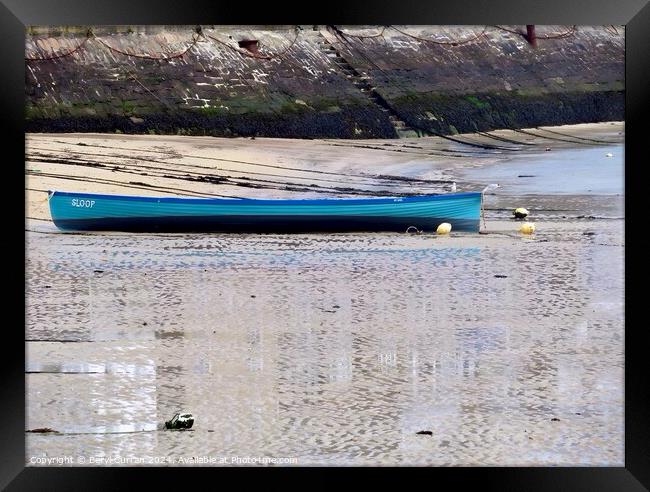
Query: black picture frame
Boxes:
[{"xmin": 4, "ymin": 0, "xmax": 647, "ymax": 489}]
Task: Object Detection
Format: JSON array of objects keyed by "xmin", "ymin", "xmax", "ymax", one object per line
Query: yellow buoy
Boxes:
[
  {"xmin": 436, "ymin": 222, "xmax": 452, "ymax": 235},
  {"xmin": 514, "ymin": 207, "xmax": 529, "ymax": 219},
  {"xmin": 519, "ymin": 222, "xmax": 536, "ymax": 234}
]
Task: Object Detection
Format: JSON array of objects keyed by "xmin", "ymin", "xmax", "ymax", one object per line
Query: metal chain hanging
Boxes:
[{"xmin": 388, "ymin": 25, "xmax": 489, "ymax": 46}]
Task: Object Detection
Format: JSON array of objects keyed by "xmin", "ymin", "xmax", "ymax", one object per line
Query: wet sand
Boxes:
[{"xmin": 25, "ymin": 122, "xmax": 624, "ymax": 466}]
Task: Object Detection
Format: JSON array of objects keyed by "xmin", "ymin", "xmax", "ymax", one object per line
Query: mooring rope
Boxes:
[
  {"xmin": 25, "ymin": 34, "xmax": 91, "ymax": 61},
  {"xmin": 491, "ymin": 25, "xmax": 525, "ymax": 36},
  {"xmin": 491, "ymin": 25, "xmax": 577, "ymax": 41},
  {"xmin": 92, "ymin": 31, "xmax": 200, "ymax": 60},
  {"xmin": 513, "ymin": 128, "xmax": 607, "ymax": 146},
  {"xmin": 329, "ymin": 27, "xmax": 521, "ymax": 151},
  {"xmin": 26, "ymin": 28, "xmax": 200, "ymax": 61},
  {"xmin": 536, "ymin": 26, "xmax": 577, "ymax": 40},
  {"xmin": 25, "ymin": 24, "xmax": 583, "ymax": 63},
  {"xmin": 533, "ymin": 126, "xmax": 617, "ymax": 144},
  {"xmin": 481, "ymin": 195, "xmax": 487, "ymax": 231},
  {"xmin": 335, "ymin": 26, "xmax": 387, "ymax": 39}
]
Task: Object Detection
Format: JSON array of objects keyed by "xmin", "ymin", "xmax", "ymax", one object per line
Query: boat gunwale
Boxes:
[{"xmin": 49, "ymin": 190, "xmax": 482, "ymax": 206}]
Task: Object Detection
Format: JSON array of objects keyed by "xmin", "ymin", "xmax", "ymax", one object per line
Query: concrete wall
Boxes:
[{"xmin": 25, "ymin": 25, "xmax": 624, "ymax": 138}]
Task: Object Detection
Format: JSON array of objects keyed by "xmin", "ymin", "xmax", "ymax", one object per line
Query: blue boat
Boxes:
[{"xmin": 48, "ymin": 190, "xmax": 483, "ymax": 233}]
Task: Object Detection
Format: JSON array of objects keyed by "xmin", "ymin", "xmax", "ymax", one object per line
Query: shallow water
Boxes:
[{"xmin": 460, "ymin": 144, "xmax": 624, "ymax": 195}]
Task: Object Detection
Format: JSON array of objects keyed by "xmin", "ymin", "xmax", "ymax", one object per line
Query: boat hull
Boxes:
[{"xmin": 48, "ymin": 191, "xmax": 482, "ymax": 233}]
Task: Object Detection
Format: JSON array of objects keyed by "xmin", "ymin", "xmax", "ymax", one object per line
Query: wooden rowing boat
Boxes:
[{"xmin": 48, "ymin": 190, "xmax": 483, "ymax": 233}]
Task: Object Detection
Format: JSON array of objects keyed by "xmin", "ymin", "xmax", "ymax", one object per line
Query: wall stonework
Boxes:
[{"xmin": 25, "ymin": 26, "xmax": 624, "ymax": 138}]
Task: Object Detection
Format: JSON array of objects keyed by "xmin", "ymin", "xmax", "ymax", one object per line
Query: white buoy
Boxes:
[
  {"xmin": 514, "ymin": 207, "xmax": 529, "ymax": 219},
  {"xmin": 519, "ymin": 222, "xmax": 536, "ymax": 234},
  {"xmin": 436, "ymin": 222, "xmax": 452, "ymax": 235},
  {"xmin": 605, "ymin": 153, "xmax": 613, "ymax": 157}
]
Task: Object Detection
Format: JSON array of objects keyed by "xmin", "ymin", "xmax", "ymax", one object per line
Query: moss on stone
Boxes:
[
  {"xmin": 387, "ymin": 90, "xmax": 623, "ymax": 136},
  {"xmin": 465, "ymin": 95, "xmax": 490, "ymax": 109},
  {"xmin": 120, "ymin": 100, "xmax": 136, "ymax": 117}
]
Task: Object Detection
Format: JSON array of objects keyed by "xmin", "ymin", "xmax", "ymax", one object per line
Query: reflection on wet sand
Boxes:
[{"xmin": 26, "ymin": 221, "xmax": 623, "ymax": 465}]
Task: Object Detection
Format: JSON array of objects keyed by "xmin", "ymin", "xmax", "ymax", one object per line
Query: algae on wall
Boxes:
[{"xmin": 25, "ymin": 25, "xmax": 624, "ymax": 138}]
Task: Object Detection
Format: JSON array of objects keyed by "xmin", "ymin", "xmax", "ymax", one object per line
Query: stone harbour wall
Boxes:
[{"xmin": 24, "ymin": 25, "xmax": 624, "ymax": 138}]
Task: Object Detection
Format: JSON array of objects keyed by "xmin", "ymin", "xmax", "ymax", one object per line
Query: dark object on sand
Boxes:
[
  {"xmin": 513, "ymin": 207, "xmax": 529, "ymax": 219},
  {"xmin": 165, "ymin": 412, "xmax": 194, "ymax": 430},
  {"xmin": 27, "ymin": 428, "xmax": 58, "ymax": 433},
  {"xmin": 416, "ymin": 430, "xmax": 433, "ymax": 436}
]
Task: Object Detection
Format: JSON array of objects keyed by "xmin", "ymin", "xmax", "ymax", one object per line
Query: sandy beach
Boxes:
[{"xmin": 25, "ymin": 122, "xmax": 624, "ymax": 466}]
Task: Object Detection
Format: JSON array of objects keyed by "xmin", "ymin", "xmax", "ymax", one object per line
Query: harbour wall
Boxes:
[{"xmin": 25, "ymin": 25, "xmax": 624, "ymax": 138}]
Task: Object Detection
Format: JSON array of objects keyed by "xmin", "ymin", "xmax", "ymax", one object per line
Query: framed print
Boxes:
[{"xmin": 3, "ymin": 0, "xmax": 648, "ymax": 489}]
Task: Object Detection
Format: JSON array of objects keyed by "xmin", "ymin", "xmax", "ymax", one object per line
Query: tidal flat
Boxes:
[{"xmin": 25, "ymin": 122, "xmax": 624, "ymax": 465}]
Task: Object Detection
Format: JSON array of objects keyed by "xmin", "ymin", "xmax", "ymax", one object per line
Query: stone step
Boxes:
[
  {"xmin": 396, "ymin": 128, "xmax": 422, "ymax": 138},
  {"xmin": 317, "ymin": 34, "xmax": 422, "ymax": 140}
]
